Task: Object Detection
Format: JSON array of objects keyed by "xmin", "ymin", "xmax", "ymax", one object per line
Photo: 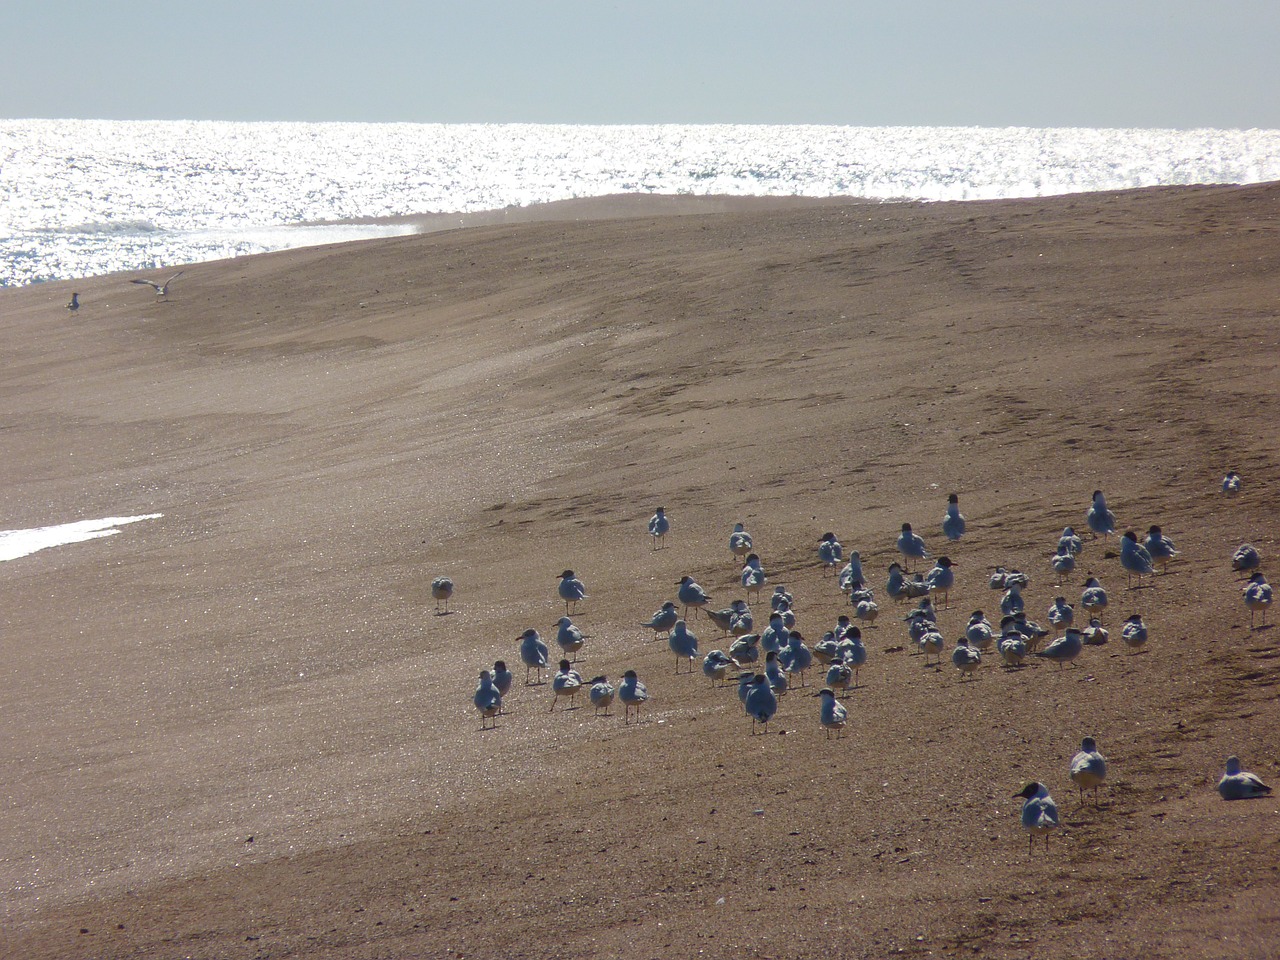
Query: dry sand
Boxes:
[{"xmin": 2, "ymin": 185, "xmax": 1279, "ymax": 959}]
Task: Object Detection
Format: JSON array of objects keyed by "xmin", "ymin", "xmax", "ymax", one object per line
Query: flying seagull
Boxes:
[{"xmin": 131, "ymin": 270, "xmax": 184, "ymax": 297}]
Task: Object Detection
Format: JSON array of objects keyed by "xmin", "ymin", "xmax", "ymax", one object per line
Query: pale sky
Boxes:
[{"xmin": 4, "ymin": 1, "xmax": 1277, "ymax": 127}]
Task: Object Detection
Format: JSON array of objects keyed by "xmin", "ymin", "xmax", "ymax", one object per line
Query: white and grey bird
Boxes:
[
  {"xmin": 1221, "ymin": 471, "xmax": 1242, "ymax": 496},
  {"xmin": 550, "ymin": 659, "xmax": 583, "ymax": 711},
  {"xmin": 778, "ymin": 631, "xmax": 813, "ymax": 686},
  {"xmin": 818, "ymin": 687, "xmax": 848, "ymax": 738},
  {"xmin": 854, "ymin": 594, "xmax": 880, "ymax": 625},
  {"xmin": 618, "ymin": 669, "xmax": 649, "ymax": 723},
  {"xmin": 557, "ymin": 570, "xmax": 587, "ymax": 614},
  {"xmin": 817, "ymin": 532, "xmax": 843, "ymax": 576},
  {"xmin": 517, "ymin": 628, "xmax": 550, "ymax": 684},
  {"xmin": 1080, "ymin": 576, "xmax": 1108, "ymax": 620},
  {"xmin": 841, "ymin": 629, "xmax": 868, "ymax": 684},
  {"xmin": 728, "ymin": 632, "xmax": 760, "ymax": 664},
  {"xmin": 903, "ymin": 574, "xmax": 932, "ymax": 601},
  {"xmin": 886, "ymin": 563, "xmax": 909, "ymax": 602},
  {"xmin": 647, "ymin": 507, "xmax": 670, "ymax": 549},
  {"xmin": 897, "ymin": 522, "xmax": 930, "ymax": 569},
  {"xmin": 66, "ymin": 292, "xmax": 80, "ymax": 312},
  {"xmin": 813, "ymin": 631, "xmax": 840, "ymax": 665},
  {"xmin": 1000, "ymin": 582, "xmax": 1025, "ymax": 617},
  {"xmin": 965, "ymin": 610, "xmax": 995, "ymax": 651},
  {"xmin": 431, "ymin": 576, "xmax": 454, "ymax": 614},
  {"xmin": 760, "ymin": 613, "xmax": 789, "ymax": 654},
  {"xmin": 729, "ymin": 522, "xmax": 754, "ymax": 562},
  {"xmin": 1087, "ymin": 489, "xmax": 1116, "ymax": 539},
  {"xmin": 707, "ymin": 602, "xmax": 744, "ymax": 635},
  {"xmin": 839, "ymin": 551, "xmax": 866, "ymax": 592},
  {"xmin": 702, "ymin": 649, "xmax": 738, "ymax": 687},
  {"xmin": 1035, "ymin": 627, "xmax": 1083, "ymax": 669},
  {"xmin": 676, "ymin": 575, "xmax": 711, "ymax": 618},
  {"xmin": 998, "ymin": 628, "xmax": 1028, "ymax": 667},
  {"xmin": 1232, "ymin": 543, "xmax": 1261, "ymax": 576},
  {"xmin": 825, "ymin": 659, "xmax": 854, "ymax": 694},
  {"xmin": 925, "ymin": 556, "xmax": 956, "ymax": 608},
  {"xmin": 668, "ymin": 619, "xmax": 700, "ymax": 672},
  {"xmin": 942, "ymin": 492, "xmax": 966, "ymax": 541},
  {"xmin": 740, "ymin": 554, "xmax": 767, "ymax": 599},
  {"xmin": 1244, "ymin": 571, "xmax": 1273, "ymax": 629},
  {"xmin": 1015, "ymin": 781, "xmax": 1061, "ymax": 853},
  {"xmin": 1081, "ymin": 617, "xmax": 1109, "ymax": 646},
  {"xmin": 555, "ymin": 616, "xmax": 587, "ymax": 661},
  {"xmin": 768, "ymin": 584, "xmax": 792, "ymax": 613},
  {"xmin": 474, "ymin": 670, "xmax": 502, "ymax": 729},
  {"xmin": 1120, "ymin": 613, "xmax": 1148, "ymax": 653},
  {"xmin": 764, "ymin": 649, "xmax": 789, "ymax": 695},
  {"xmin": 918, "ymin": 626, "xmax": 945, "ymax": 666},
  {"xmin": 131, "ymin": 270, "xmax": 184, "ymax": 297},
  {"xmin": 491, "ymin": 660, "xmax": 514, "ymax": 700},
  {"xmin": 588, "ymin": 675, "xmax": 615, "ymax": 716},
  {"xmin": 744, "ymin": 673, "xmax": 778, "ymax": 734},
  {"xmin": 1050, "ymin": 544, "xmax": 1076, "ymax": 584},
  {"xmin": 1058, "ymin": 527, "xmax": 1084, "ymax": 556},
  {"xmin": 1143, "ymin": 525, "xmax": 1179, "ymax": 573},
  {"xmin": 1069, "ymin": 736, "xmax": 1108, "ymax": 805},
  {"xmin": 1047, "ymin": 596, "xmax": 1074, "ymax": 634},
  {"xmin": 1217, "ymin": 756, "xmax": 1272, "ymax": 800},
  {"xmin": 951, "ymin": 637, "xmax": 982, "ymax": 681},
  {"xmin": 1119, "ymin": 531, "xmax": 1155, "ymax": 588},
  {"xmin": 736, "ymin": 671, "xmax": 756, "ymax": 703},
  {"xmin": 640, "ymin": 601, "xmax": 680, "ymax": 640}
]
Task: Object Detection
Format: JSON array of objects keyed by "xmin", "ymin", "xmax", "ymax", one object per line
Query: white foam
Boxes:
[{"xmin": 0, "ymin": 514, "xmax": 163, "ymax": 562}]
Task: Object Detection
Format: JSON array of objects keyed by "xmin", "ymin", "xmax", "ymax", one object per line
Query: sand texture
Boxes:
[{"xmin": 2, "ymin": 185, "xmax": 1279, "ymax": 958}]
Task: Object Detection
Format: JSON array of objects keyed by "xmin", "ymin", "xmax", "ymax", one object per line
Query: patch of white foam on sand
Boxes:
[{"xmin": 0, "ymin": 514, "xmax": 163, "ymax": 562}]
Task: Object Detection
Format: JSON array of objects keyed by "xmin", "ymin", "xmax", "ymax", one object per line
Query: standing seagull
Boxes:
[
  {"xmin": 1217, "ymin": 756, "xmax": 1272, "ymax": 800},
  {"xmin": 729, "ymin": 523, "xmax": 754, "ymax": 563},
  {"xmin": 518, "ymin": 628, "xmax": 550, "ymax": 684},
  {"xmin": 942, "ymin": 493, "xmax": 966, "ymax": 541},
  {"xmin": 618, "ymin": 669, "xmax": 648, "ymax": 724},
  {"xmin": 555, "ymin": 616, "xmax": 588, "ymax": 661},
  {"xmin": 1221, "ymin": 471, "xmax": 1242, "ymax": 496},
  {"xmin": 677, "ymin": 575, "xmax": 711, "ymax": 619},
  {"xmin": 588, "ymin": 675, "xmax": 615, "ymax": 716},
  {"xmin": 817, "ymin": 687, "xmax": 848, "ymax": 738},
  {"xmin": 1087, "ymin": 490, "xmax": 1116, "ymax": 539},
  {"xmin": 896, "ymin": 523, "xmax": 930, "ymax": 570},
  {"xmin": 1035, "ymin": 627, "xmax": 1083, "ymax": 669},
  {"xmin": 131, "ymin": 270, "xmax": 184, "ymax": 297},
  {"xmin": 1120, "ymin": 613, "xmax": 1149, "ymax": 653},
  {"xmin": 1143, "ymin": 525, "xmax": 1179, "ymax": 573},
  {"xmin": 1014, "ymin": 781, "xmax": 1061, "ymax": 854},
  {"xmin": 1069, "ymin": 737, "xmax": 1108, "ymax": 805},
  {"xmin": 741, "ymin": 554, "xmax": 767, "ymax": 600},
  {"xmin": 431, "ymin": 576, "xmax": 454, "ymax": 614},
  {"xmin": 1243, "ymin": 572, "xmax": 1273, "ymax": 629},
  {"xmin": 817, "ymin": 532, "xmax": 843, "ymax": 576},
  {"xmin": 474, "ymin": 671, "xmax": 502, "ymax": 730},
  {"xmin": 640, "ymin": 601, "xmax": 680, "ymax": 640},
  {"xmin": 744, "ymin": 674, "xmax": 778, "ymax": 734},
  {"xmin": 1050, "ymin": 544, "xmax": 1076, "ymax": 584},
  {"xmin": 550, "ymin": 660, "xmax": 583, "ymax": 711},
  {"xmin": 1119, "ymin": 531, "xmax": 1154, "ymax": 588},
  {"xmin": 647, "ymin": 507, "xmax": 670, "ymax": 549},
  {"xmin": 926, "ymin": 556, "xmax": 956, "ymax": 608},
  {"xmin": 668, "ymin": 619, "xmax": 700, "ymax": 673},
  {"xmin": 558, "ymin": 570, "xmax": 587, "ymax": 614},
  {"xmin": 1232, "ymin": 544, "xmax": 1261, "ymax": 576},
  {"xmin": 66, "ymin": 292, "xmax": 80, "ymax": 312}
]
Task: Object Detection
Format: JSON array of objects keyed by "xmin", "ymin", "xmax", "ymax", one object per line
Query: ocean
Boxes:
[{"xmin": 2, "ymin": 120, "xmax": 1278, "ymax": 288}]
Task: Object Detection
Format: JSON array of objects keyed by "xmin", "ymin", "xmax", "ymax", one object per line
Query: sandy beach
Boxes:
[{"xmin": 2, "ymin": 184, "xmax": 1279, "ymax": 958}]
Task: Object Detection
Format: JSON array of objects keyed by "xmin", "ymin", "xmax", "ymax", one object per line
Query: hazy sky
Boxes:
[{"xmin": 5, "ymin": 1, "xmax": 1277, "ymax": 127}]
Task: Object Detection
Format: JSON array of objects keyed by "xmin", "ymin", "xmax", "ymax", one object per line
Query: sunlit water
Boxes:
[{"xmin": 3, "ymin": 121, "xmax": 1278, "ymax": 286}]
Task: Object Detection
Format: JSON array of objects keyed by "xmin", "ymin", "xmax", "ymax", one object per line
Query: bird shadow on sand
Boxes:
[{"xmin": 434, "ymin": 610, "xmax": 456, "ymax": 617}]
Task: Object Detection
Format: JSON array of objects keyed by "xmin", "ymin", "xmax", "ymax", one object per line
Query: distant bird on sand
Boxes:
[
  {"xmin": 897, "ymin": 522, "xmax": 930, "ymax": 569},
  {"xmin": 668, "ymin": 620, "xmax": 700, "ymax": 672},
  {"xmin": 951, "ymin": 637, "xmax": 982, "ymax": 681},
  {"xmin": 677, "ymin": 575, "xmax": 711, "ymax": 618},
  {"xmin": 1069, "ymin": 737, "xmax": 1108, "ymax": 805},
  {"xmin": 818, "ymin": 687, "xmax": 847, "ymax": 738},
  {"xmin": 518, "ymin": 628, "xmax": 550, "ymax": 684},
  {"xmin": 618, "ymin": 669, "xmax": 649, "ymax": 723},
  {"xmin": 492, "ymin": 661, "xmax": 513, "ymax": 701},
  {"xmin": 640, "ymin": 601, "xmax": 680, "ymax": 640},
  {"xmin": 474, "ymin": 671, "xmax": 502, "ymax": 729},
  {"xmin": 942, "ymin": 493, "xmax": 966, "ymax": 541},
  {"xmin": 131, "ymin": 270, "xmax": 184, "ymax": 297},
  {"xmin": 1087, "ymin": 490, "xmax": 1116, "ymax": 539},
  {"xmin": 555, "ymin": 616, "xmax": 587, "ymax": 661},
  {"xmin": 1217, "ymin": 756, "xmax": 1272, "ymax": 800},
  {"xmin": 1143, "ymin": 525, "xmax": 1179, "ymax": 573},
  {"xmin": 550, "ymin": 660, "xmax": 583, "ymax": 711},
  {"xmin": 431, "ymin": 576, "xmax": 454, "ymax": 614},
  {"xmin": 1232, "ymin": 544, "xmax": 1261, "ymax": 576},
  {"xmin": 1050, "ymin": 545, "xmax": 1076, "ymax": 584},
  {"xmin": 558, "ymin": 570, "xmax": 587, "ymax": 613},
  {"xmin": 1015, "ymin": 781, "xmax": 1060, "ymax": 853},
  {"xmin": 817, "ymin": 532, "xmax": 843, "ymax": 576},
  {"xmin": 729, "ymin": 523, "xmax": 754, "ymax": 562},
  {"xmin": 589, "ymin": 675, "xmax": 615, "ymax": 716},
  {"xmin": 741, "ymin": 554, "xmax": 767, "ymax": 599},
  {"xmin": 1035, "ymin": 627, "xmax": 1083, "ymax": 669},
  {"xmin": 745, "ymin": 673, "xmax": 778, "ymax": 734},
  {"xmin": 1221, "ymin": 471, "xmax": 1242, "ymax": 496},
  {"xmin": 66, "ymin": 292, "xmax": 80, "ymax": 312},
  {"xmin": 1119, "ymin": 531, "xmax": 1155, "ymax": 588},
  {"xmin": 1080, "ymin": 576, "xmax": 1108, "ymax": 621},
  {"xmin": 1244, "ymin": 572, "xmax": 1273, "ymax": 629},
  {"xmin": 647, "ymin": 507, "xmax": 670, "ymax": 549},
  {"xmin": 1120, "ymin": 613, "xmax": 1149, "ymax": 653}
]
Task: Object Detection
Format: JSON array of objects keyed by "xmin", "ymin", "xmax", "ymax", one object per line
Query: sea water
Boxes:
[{"xmin": 2, "ymin": 120, "xmax": 1278, "ymax": 287}]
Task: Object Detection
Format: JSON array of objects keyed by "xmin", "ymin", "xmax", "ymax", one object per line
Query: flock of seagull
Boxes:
[{"xmin": 465, "ymin": 475, "xmax": 1272, "ymax": 853}]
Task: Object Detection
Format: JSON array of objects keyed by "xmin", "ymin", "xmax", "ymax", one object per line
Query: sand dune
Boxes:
[{"xmin": 2, "ymin": 184, "xmax": 1279, "ymax": 958}]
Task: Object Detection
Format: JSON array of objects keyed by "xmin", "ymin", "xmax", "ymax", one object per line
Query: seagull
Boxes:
[
  {"xmin": 1119, "ymin": 613, "xmax": 1148, "ymax": 653},
  {"xmin": 998, "ymin": 629, "xmax": 1028, "ymax": 668},
  {"xmin": 1217, "ymin": 756, "xmax": 1272, "ymax": 800},
  {"xmin": 491, "ymin": 660, "xmax": 514, "ymax": 700},
  {"xmin": 1119, "ymin": 531, "xmax": 1155, "ymax": 588},
  {"xmin": 677, "ymin": 575, "xmax": 711, "ymax": 619},
  {"xmin": 925, "ymin": 556, "xmax": 956, "ymax": 608},
  {"xmin": 886, "ymin": 563, "xmax": 909, "ymax": 603},
  {"xmin": 66, "ymin": 292, "xmax": 80, "ymax": 312},
  {"xmin": 741, "ymin": 554, "xmax": 767, "ymax": 600},
  {"xmin": 918, "ymin": 626, "xmax": 945, "ymax": 666},
  {"xmin": 1000, "ymin": 582, "xmax": 1025, "ymax": 617},
  {"xmin": 854, "ymin": 594, "xmax": 879, "ymax": 625},
  {"xmin": 1081, "ymin": 617, "xmax": 1109, "ymax": 646},
  {"xmin": 1047, "ymin": 597, "xmax": 1074, "ymax": 634},
  {"xmin": 942, "ymin": 493, "xmax": 966, "ymax": 541},
  {"xmin": 555, "ymin": 616, "xmax": 587, "ymax": 661},
  {"xmin": 618, "ymin": 669, "xmax": 649, "ymax": 723},
  {"xmin": 1143, "ymin": 525, "xmax": 1179, "ymax": 573},
  {"xmin": 474, "ymin": 670, "xmax": 502, "ymax": 729},
  {"xmin": 951, "ymin": 637, "xmax": 982, "ymax": 681},
  {"xmin": 1069, "ymin": 737, "xmax": 1108, "ymax": 805},
  {"xmin": 1087, "ymin": 490, "xmax": 1116, "ymax": 539},
  {"xmin": 1058, "ymin": 527, "xmax": 1084, "ymax": 556},
  {"xmin": 769, "ymin": 585, "xmax": 793, "ymax": 612},
  {"xmin": 430, "ymin": 576, "xmax": 454, "ymax": 614},
  {"xmin": 965, "ymin": 611, "xmax": 995, "ymax": 651},
  {"xmin": 1050, "ymin": 545, "xmax": 1076, "ymax": 584},
  {"xmin": 730, "ymin": 603, "xmax": 755, "ymax": 637},
  {"xmin": 728, "ymin": 632, "xmax": 760, "ymax": 664},
  {"xmin": 778, "ymin": 631, "xmax": 813, "ymax": 686},
  {"xmin": 668, "ymin": 619, "xmax": 699, "ymax": 672},
  {"xmin": 557, "ymin": 570, "xmax": 587, "ymax": 614},
  {"xmin": 897, "ymin": 522, "xmax": 930, "ymax": 570},
  {"xmin": 813, "ymin": 632, "xmax": 840, "ymax": 665},
  {"xmin": 131, "ymin": 270, "xmax": 184, "ymax": 297},
  {"xmin": 736, "ymin": 671, "xmax": 756, "ymax": 704},
  {"xmin": 707, "ymin": 599, "xmax": 750, "ymax": 635},
  {"xmin": 640, "ymin": 601, "xmax": 680, "ymax": 640},
  {"xmin": 1244, "ymin": 571, "xmax": 1273, "ymax": 628},
  {"xmin": 518, "ymin": 628, "xmax": 549, "ymax": 684},
  {"xmin": 647, "ymin": 507, "xmax": 670, "ymax": 549},
  {"xmin": 550, "ymin": 660, "xmax": 583, "ymax": 711},
  {"xmin": 588, "ymin": 675, "xmax": 615, "ymax": 716},
  {"xmin": 764, "ymin": 649, "xmax": 789, "ymax": 695},
  {"xmin": 729, "ymin": 522, "xmax": 754, "ymax": 562},
  {"xmin": 760, "ymin": 613, "xmax": 789, "ymax": 654},
  {"xmin": 817, "ymin": 532, "xmax": 843, "ymax": 576},
  {"xmin": 745, "ymin": 674, "xmax": 778, "ymax": 734},
  {"xmin": 1015, "ymin": 781, "xmax": 1061, "ymax": 853},
  {"xmin": 1035, "ymin": 627, "xmax": 1083, "ymax": 669},
  {"xmin": 1080, "ymin": 576, "xmax": 1108, "ymax": 621},
  {"xmin": 818, "ymin": 687, "xmax": 848, "ymax": 738},
  {"xmin": 825, "ymin": 659, "xmax": 853, "ymax": 694},
  {"xmin": 839, "ymin": 552, "xmax": 866, "ymax": 592},
  {"xmin": 1221, "ymin": 471, "xmax": 1242, "ymax": 496},
  {"xmin": 702, "ymin": 649, "xmax": 737, "ymax": 687},
  {"xmin": 1232, "ymin": 544, "xmax": 1261, "ymax": 576}
]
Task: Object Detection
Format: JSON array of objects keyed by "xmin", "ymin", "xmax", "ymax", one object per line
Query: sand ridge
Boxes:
[{"xmin": 1, "ymin": 185, "xmax": 1279, "ymax": 958}]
